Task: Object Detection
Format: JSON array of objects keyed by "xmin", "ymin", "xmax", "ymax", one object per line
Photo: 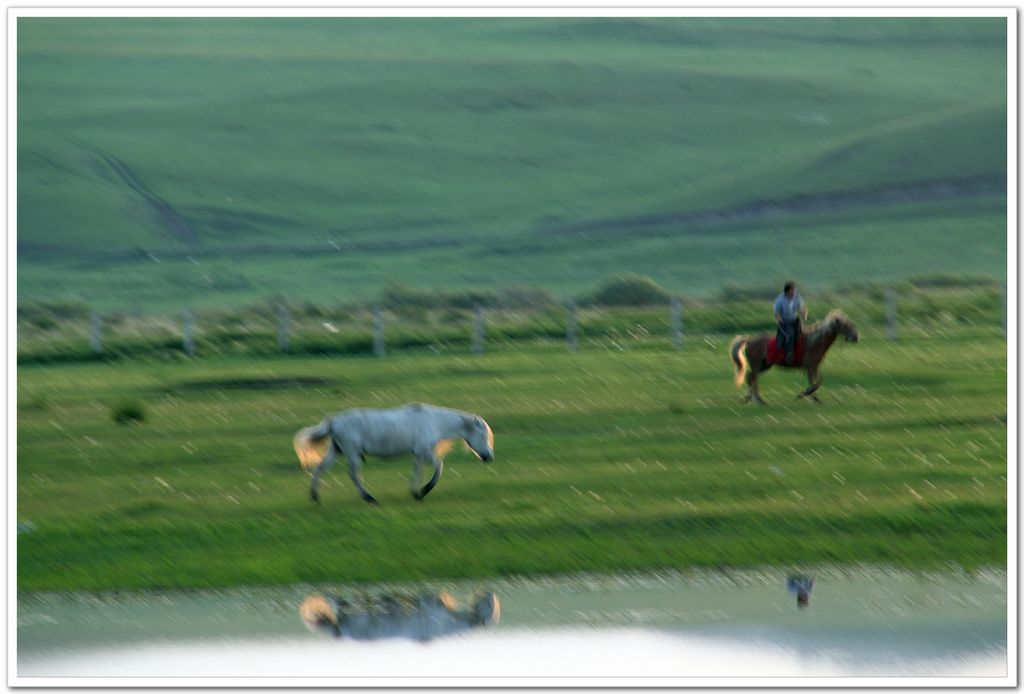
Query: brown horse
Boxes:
[{"xmin": 729, "ymin": 309, "xmax": 859, "ymax": 404}]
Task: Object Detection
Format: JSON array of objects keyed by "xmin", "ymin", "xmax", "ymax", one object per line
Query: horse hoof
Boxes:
[
  {"xmin": 310, "ymin": 490, "xmax": 320, "ymax": 504},
  {"xmin": 412, "ymin": 491, "xmax": 424, "ymax": 501},
  {"xmin": 362, "ymin": 494, "xmax": 380, "ymax": 505}
]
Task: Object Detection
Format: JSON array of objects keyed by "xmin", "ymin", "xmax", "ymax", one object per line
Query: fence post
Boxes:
[
  {"xmin": 885, "ymin": 288, "xmax": 897, "ymax": 342},
  {"xmin": 182, "ymin": 307, "xmax": 196, "ymax": 356},
  {"xmin": 89, "ymin": 310, "xmax": 103, "ymax": 356},
  {"xmin": 566, "ymin": 301, "xmax": 578, "ymax": 353},
  {"xmin": 277, "ymin": 303, "xmax": 290, "ymax": 354},
  {"xmin": 471, "ymin": 304, "xmax": 485, "ymax": 354},
  {"xmin": 1001, "ymin": 282, "xmax": 1007, "ymax": 337},
  {"xmin": 373, "ymin": 306, "xmax": 385, "ymax": 357},
  {"xmin": 671, "ymin": 297, "xmax": 683, "ymax": 350}
]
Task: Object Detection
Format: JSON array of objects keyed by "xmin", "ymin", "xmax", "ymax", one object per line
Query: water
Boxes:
[{"xmin": 17, "ymin": 567, "xmax": 1007, "ymax": 680}]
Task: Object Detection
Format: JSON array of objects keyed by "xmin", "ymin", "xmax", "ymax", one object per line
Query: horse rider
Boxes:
[
  {"xmin": 786, "ymin": 574, "xmax": 814, "ymax": 609},
  {"xmin": 774, "ymin": 281, "xmax": 808, "ymax": 366}
]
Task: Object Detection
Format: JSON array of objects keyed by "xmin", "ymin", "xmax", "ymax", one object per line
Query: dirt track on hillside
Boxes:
[
  {"xmin": 544, "ymin": 174, "xmax": 1005, "ymax": 239},
  {"xmin": 19, "ymin": 173, "xmax": 1004, "ymax": 263},
  {"xmin": 93, "ymin": 151, "xmax": 199, "ymax": 248}
]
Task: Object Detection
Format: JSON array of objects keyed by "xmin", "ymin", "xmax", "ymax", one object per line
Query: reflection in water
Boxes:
[
  {"xmin": 299, "ymin": 591, "xmax": 500, "ymax": 641},
  {"xmin": 787, "ymin": 575, "xmax": 814, "ymax": 609},
  {"xmin": 16, "ymin": 569, "xmax": 1007, "ymax": 679}
]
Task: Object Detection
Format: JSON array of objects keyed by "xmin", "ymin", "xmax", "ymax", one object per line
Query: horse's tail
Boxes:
[
  {"xmin": 730, "ymin": 336, "xmax": 749, "ymax": 388},
  {"xmin": 293, "ymin": 419, "xmax": 332, "ymax": 471}
]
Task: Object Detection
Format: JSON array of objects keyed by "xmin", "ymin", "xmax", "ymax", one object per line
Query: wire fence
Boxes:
[{"xmin": 17, "ymin": 281, "xmax": 1006, "ymax": 364}]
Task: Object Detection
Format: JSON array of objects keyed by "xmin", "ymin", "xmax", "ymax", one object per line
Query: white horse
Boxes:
[
  {"xmin": 293, "ymin": 403, "xmax": 495, "ymax": 504},
  {"xmin": 299, "ymin": 590, "xmax": 500, "ymax": 641}
]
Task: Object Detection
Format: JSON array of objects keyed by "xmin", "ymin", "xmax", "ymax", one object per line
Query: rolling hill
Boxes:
[{"xmin": 17, "ymin": 17, "xmax": 1008, "ymax": 311}]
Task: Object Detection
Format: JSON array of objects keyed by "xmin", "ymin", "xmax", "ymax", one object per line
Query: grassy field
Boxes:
[
  {"xmin": 17, "ymin": 17, "xmax": 1007, "ymax": 309},
  {"xmin": 17, "ymin": 326, "xmax": 1006, "ymax": 591},
  {"xmin": 15, "ymin": 17, "xmax": 1009, "ymax": 594}
]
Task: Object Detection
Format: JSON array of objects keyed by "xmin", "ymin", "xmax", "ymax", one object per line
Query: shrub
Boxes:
[
  {"xmin": 581, "ymin": 274, "xmax": 672, "ymax": 307},
  {"xmin": 381, "ymin": 283, "xmax": 499, "ymax": 310},
  {"xmin": 112, "ymin": 401, "xmax": 146, "ymax": 425},
  {"xmin": 496, "ymin": 286, "xmax": 557, "ymax": 308},
  {"xmin": 17, "ymin": 298, "xmax": 90, "ymax": 330},
  {"xmin": 907, "ymin": 273, "xmax": 998, "ymax": 290}
]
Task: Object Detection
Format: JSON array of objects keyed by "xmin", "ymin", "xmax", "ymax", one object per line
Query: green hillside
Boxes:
[{"xmin": 17, "ymin": 17, "xmax": 1007, "ymax": 310}]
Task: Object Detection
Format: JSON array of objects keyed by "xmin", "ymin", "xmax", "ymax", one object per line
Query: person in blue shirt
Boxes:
[{"xmin": 773, "ymin": 281, "xmax": 808, "ymax": 366}]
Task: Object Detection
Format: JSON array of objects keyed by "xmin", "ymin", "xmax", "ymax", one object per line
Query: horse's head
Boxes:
[
  {"xmin": 839, "ymin": 318, "xmax": 859, "ymax": 343},
  {"xmin": 827, "ymin": 310, "xmax": 859, "ymax": 343},
  {"xmin": 464, "ymin": 415, "xmax": 494, "ymax": 463},
  {"xmin": 471, "ymin": 591, "xmax": 501, "ymax": 626}
]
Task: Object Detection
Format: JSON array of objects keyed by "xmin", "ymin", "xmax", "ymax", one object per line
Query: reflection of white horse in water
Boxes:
[
  {"xmin": 293, "ymin": 403, "xmax": 495, "ymax": 504},
  {"xmin": 300, "ymin": 590, "xmax": 500, "ymax": 641}
]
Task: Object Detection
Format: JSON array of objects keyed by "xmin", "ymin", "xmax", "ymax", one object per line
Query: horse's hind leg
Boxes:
[
  {"xmin": 742, "ymin": 373, "xmax": 755, "ymax": 403},
  {"xmin": 748, "ymin": 372, "xmax": 766, "ymax": 405},
  {"xmin": 309, "ymin": 445, "xmax": 337, "ymax": 503},
  {"xmin": 345, "ymin": 452, "xmax": 379, "ymax": 505}
]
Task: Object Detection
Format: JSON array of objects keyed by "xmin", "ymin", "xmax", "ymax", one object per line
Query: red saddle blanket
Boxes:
[{"xmin": 766, "ymin": 334, "xmax": 804, "ymax": 365}]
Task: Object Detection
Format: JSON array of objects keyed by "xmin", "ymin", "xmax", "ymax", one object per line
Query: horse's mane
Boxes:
[{"xmin": 803, "ymin": 309, "xmax": 852, "ymax": 347}]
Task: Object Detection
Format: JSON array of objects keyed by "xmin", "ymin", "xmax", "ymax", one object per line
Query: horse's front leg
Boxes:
[
  {"xmin": 799, "ymin": 365, "xmax": 823, "ymax": 402},
  {"xmin": 309, "ymin": 445, "xmax": 337, "ymax": 503},
  {"xmin": 410, "ymin": 456, "xmax": 426, "ymax": 499},
  {"xmin": 345, "ymin": 451, "xmax": 379, "ymax": 505},
  {"xmin": 413, "ymin": 452, "xmax": 443, "ymax": 501}
]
